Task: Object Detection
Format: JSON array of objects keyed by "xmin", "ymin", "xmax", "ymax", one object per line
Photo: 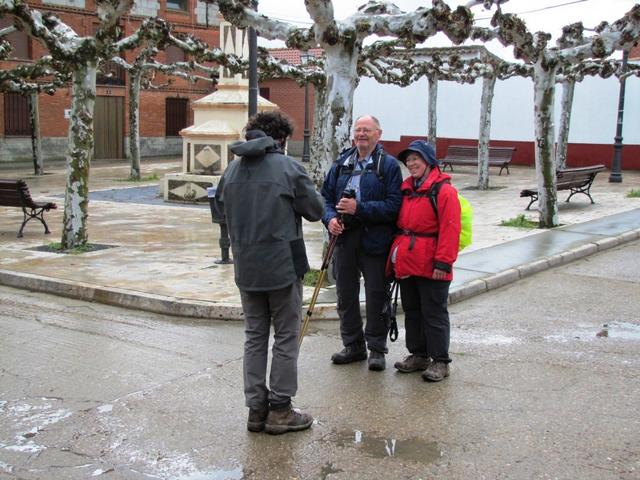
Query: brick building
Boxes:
[
  {"xmin": 260, "ymin": 48, "xmax": 321, "ymax": 157},
  {"xmin": 0, "ymin": 0, "xmax": 221, "ymax": 163}
]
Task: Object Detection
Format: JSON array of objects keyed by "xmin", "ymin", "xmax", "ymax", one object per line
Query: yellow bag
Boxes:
[{"xmin": 457, "ymin": 194, "xmax": 473, "ymax": 251}]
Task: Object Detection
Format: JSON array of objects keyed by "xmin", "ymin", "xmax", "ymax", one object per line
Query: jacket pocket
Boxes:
[{"xmin": 289, "ymin": 238, "xmax": 310, "ymax": 278}]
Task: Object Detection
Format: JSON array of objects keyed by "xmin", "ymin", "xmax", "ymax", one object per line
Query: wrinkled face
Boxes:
[
  {"xmin": 406, "ymin": 152, "xmax": 429, "ymax": 179},
  {"xmin": 353, "ymin": 117, "xmax": 382, "ymax": 156}
]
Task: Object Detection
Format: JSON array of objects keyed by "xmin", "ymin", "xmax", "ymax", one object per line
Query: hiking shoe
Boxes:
[
  {"xmin": 264, "ymin": 406, "xmax": 313, "ymax": 435},
  {"xmin": 394, "ymin": 354, "xmax": 431, "ymax": 373},
  {"xmin": 247, "ymin": 407, "xmax": 268, "ymax": 432},
  {"xmin": 422, "ymin": 361, "xmax": 450, "ymax": 382},
  {"xmin": 331, "ymin": 344, "xmax": 367, "ymax": 364},
  {"xmin": 368, "ymin": 350, "xmax": 386, "ymax": 371}
]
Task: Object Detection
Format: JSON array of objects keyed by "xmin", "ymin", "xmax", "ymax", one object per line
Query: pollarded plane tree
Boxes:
[
  {"xmin": 363, "ymin": 44, "xmax": 531, "ymax": 189},
  {"xmin": 555, "ymin": 57, "xmax": 640, "ymax": 169},
  {"xmin": 476, "ymin": 4, "xmax": 640, "ymax": 227},
  {"xmin": 0, "ymin": 0, "xmax": 234, "ymax": 248},
  {"xmin": 215, "ymin": 0, "xmax": 501, "ymax": 184},
  {"xmin": 0, "ymin": 25, "xmax": 69, "ymax": 175},
  {"xmin": 110, "ymin": 29, "xmax": 246, "ymax": 180}
]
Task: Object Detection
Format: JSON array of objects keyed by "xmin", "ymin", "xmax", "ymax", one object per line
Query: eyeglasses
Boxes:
[{"xmin": 354, "ymin": 128, "xmax": 378, "ymax": 134}]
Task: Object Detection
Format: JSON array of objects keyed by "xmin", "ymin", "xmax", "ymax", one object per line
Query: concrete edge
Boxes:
[
  {"xmin": 1, "ymin": 229, "xmax": 638, "ymax": 319},
  {"xmin": 448, "ymin": 229, "xmax": 640, "ymax": 305}
]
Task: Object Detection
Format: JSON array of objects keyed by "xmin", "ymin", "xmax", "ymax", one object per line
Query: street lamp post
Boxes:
[
  {"xmin": 248, "ymin": 0, "xmax": 258, "ymax": 117},
  {"xmin": 609, "ymin": 50, "xmax": 629, "ymax": 183},
  {"xmin": 300, "ymin": 50, "xmax": 313, "ymax": 163}
]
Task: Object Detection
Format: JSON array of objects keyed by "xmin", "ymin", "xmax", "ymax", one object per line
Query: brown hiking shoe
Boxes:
[
  {"xmin": 264, "ymin": 406, "xmax": 313, "ymax": 435},
  {"xmin": 246, "ymin": 408, "xmax": 268, "ymax": 432},
  {"xmin": 394, "ymin": 354, "xmax": 431, "ymax": 373},
  {"xmin": 422, "ymin": 361, "xmax": 450, "ymax": 382}
]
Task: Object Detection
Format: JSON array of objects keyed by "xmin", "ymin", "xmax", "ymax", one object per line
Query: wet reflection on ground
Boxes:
[{"xmin": 330, "ymin": 430, "xmax": 441, "ymax": 462}]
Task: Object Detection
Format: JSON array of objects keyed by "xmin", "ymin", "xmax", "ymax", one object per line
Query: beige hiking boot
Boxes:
[
  {"xmin": 394, "ymin": 354, "xmax": 431, "ymax": 373},
  {"xmin": 421, "ymin": 361, "xmax": 450, "ymax": 382}
]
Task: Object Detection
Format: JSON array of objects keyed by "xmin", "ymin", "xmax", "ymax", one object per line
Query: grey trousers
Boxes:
[{"xmin": 240, "ymin": 279, "xmax": 302, "ymax": 410}]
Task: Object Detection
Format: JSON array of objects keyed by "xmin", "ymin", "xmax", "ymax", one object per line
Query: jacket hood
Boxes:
[
  {"xmin": 401, "ymin": 166, "xmax": 451, "ymax": 192},
  {"xmin": 230, "ymin": 136, "xmax": 279, "ymax": 158},
  {"xmin": 398, "ymin": 140, "xmax": 437, "ymax": 166}
]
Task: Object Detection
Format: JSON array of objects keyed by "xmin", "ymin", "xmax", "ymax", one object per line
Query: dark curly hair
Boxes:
[{"xmin": 245, "ymin": 111, "xmax": 294, "ymax": 143}]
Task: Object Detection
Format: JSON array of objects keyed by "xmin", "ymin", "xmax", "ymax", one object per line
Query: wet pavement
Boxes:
[
  {"xmin": 0, "ymin": 158, "xmax": 639, "ymax": 319},
  {"xmin": 1, "ymin": 158, "xmax": 640, "ymax": 479},
  {"xmin": 0, "ymin": 239, "xmax": 638, "ymax": 479}
]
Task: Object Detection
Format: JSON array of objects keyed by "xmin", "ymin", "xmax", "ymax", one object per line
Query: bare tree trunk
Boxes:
[
  {"xmin": 28, "ymin": 91, "xmax": 43, "ymax": 175},
  {"xmin": 556, "ymin": 79, "xmax": 575, "ymax": 170},
  {"xmin": 533, "ymin": 59, "xmax": 559, "ymax": 228},
  {"xmin": 310, "ymin": 82, "xmax": 328, "ymax": 186},
  {"xmin": 62, "ymin": 63, "xmax": 97, "ymax": 249},
  {"xmin": 311, "ymin": 46, "xmax": 358, "ymax": 185},
  {"xmin": 128, "ymin": 70, "xmax": 141, "ymax": 180},
  {"xmin": 427, "ymin": 75, "xmax": 438, "ymax": 148},
  {"xmin": 477, "ymin": 74, "xmax": 496, "ymax": 190}
]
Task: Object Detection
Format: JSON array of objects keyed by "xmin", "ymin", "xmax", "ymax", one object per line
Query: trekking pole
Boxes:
[{"xmin": 299, "ymin": 232, "xmax": 339, "ymax": 345}]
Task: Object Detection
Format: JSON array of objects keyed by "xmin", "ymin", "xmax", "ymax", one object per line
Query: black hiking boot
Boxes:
[
  {"xmin": 368, "ymin": 350, "xmax": 386, "ymax": 371},
  {"xmin": 246, "ymin": 407, "xmax": 268, "ymax": 432},
  {"xmin": 331, "ymin": 343, "xmax": 367, "ymax": 364}
]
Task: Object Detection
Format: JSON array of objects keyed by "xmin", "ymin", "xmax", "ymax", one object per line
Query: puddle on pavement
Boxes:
[
  {"xmin": 594, "ymin": 322, "xmax": 640, "ymax": 340},
  {"xmin": 175, "ymin": 467, "xmax": 243, "ymax": 480},
  {"xmin": 331, "ymin": 430, "xmax": 441, "ymax": 462}
]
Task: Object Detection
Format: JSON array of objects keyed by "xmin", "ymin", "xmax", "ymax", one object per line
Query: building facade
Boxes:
[{"xmin": 0, "ymin": 0, "xmax": 221, "ymax": 163}]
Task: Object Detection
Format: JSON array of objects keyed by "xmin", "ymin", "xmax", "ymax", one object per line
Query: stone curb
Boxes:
[
  {"xmin": 447, "ymin": 229, "xmax": 640, "ymax": 305},
  {"xmin": 1, "ymin": 229, "xmax": 638, "ymax": 320}
]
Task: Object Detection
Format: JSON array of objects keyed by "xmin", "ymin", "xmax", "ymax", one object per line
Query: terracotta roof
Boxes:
[{"xmin": 267, "ymin": 48, "xmax": 324, "ymax": 65}]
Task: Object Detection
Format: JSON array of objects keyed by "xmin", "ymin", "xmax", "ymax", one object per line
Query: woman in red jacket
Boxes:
[{"xmin": 387, "ymin": 140, "xmax": 461, "ymax": 382}]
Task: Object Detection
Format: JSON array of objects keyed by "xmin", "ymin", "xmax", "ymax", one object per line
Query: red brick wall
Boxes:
[
  {"xmin": 260, "ymin": 78, "xmax": 315, "ymax": 141},
  {"xmin": 383, "ymin": 136, "xmax": 640, "ymax": 170},
  {"xmin": 1, "ymin": 0, "xmax": 219, "ymax": 145}
]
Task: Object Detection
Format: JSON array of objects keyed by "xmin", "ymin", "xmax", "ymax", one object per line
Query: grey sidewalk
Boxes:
[{"xmin": 1, "ymin": 158, "xmax": 639, "ymax": 319}]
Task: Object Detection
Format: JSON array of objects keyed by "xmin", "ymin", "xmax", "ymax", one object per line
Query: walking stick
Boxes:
[{"xmin": 299, "ymin": 233, "xmax": 339, "ymax": 345}]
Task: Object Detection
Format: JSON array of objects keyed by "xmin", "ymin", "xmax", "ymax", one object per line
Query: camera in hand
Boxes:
[
  {"xmin": 339, "ymin": 188, "xmax": 360, "ymax": 229},
  {"xmin": 342, "ymin": 188, "xmax": 356, "ymax": 199}
]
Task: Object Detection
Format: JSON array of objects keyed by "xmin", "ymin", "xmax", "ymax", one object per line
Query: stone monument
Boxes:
[{"xmin": 163, "ymin": 21, "xmax": 278, "ymax": 203}]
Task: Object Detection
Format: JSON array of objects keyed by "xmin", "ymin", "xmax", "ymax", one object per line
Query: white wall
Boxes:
[{"xmin": 353, "ymin": 73, "xmax": 640, "ymax": 145}]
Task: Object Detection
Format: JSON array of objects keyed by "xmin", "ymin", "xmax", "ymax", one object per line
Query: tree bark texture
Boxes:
[
  {"xmin": 556, "ymin": 79, "xmax": 575, "ymax": 170},
  {"xmin": 62, "ymin": 64, "xmax": 97, "ymax": 249},
  {"xmin": 477, "ymin": 74, "xmax": 496, "ymax": 190},
  {"xmin": 533, "ymin": 59, "xmax": 559, "ymax": 228},
  {"xmin": 128, "ymin": 70, "xmax": 142, "ymax": 180},
  {"xmin": 28, "ymin": 91, "xmax": 43, "ymax": 176},
  {"xmin": 427, "ymin": 75, "xmax": 438, "ymax": 149}
]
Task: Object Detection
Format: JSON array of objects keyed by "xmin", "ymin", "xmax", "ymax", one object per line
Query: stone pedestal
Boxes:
[{"xmin": 162, "ymin": 22, "xmax": 278, "ymax": 204}]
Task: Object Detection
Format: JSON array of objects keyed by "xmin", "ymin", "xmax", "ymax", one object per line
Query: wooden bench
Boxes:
[
  {"xmin": 0, "ymin": 179, "xmax": 57, "ymax": 237},
  {"xmin": 520, "ymin": 165, "xmax": 607, "ymax": 210},
  {"xmin": 441, "ymin": 145, "xmax": 516, "ymax": 175}
]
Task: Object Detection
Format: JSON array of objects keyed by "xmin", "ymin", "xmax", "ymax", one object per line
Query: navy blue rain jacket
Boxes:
[{"xmin": 321, "ymin": 144, "xmax": 402, "ymax": 255}]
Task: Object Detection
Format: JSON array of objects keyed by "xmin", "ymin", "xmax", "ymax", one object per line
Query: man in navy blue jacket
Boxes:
[{"xmin": 321, "ymin": 115, "xmax": 402, "ymax": 371}]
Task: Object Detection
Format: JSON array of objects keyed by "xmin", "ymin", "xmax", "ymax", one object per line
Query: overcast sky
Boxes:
[{"xmin": 254, "ymin": 0, "xmax": 638, "ymax": 60}]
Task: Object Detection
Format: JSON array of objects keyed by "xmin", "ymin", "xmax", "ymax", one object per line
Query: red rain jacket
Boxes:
[{"xmin": 386, "ymin": 167, "xmax": 461, "ymax": 281}]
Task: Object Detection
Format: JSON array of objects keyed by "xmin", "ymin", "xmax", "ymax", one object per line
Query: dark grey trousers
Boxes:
[
  {"xmin": 334, "ymin": 229, "xmax": 388, "ymax": 353},
  {"xmin": 240, "ymin": 280, "xmax": 302, "ymax": 410},
  {"xmin": 399, "ymin": 276, "xmax": 452, "ymax": 364}
]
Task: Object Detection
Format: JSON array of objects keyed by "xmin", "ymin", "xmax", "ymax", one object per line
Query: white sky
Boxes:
[{"xmin": 255, "ymin": 0, "xmax": 638, "ymax": 61}]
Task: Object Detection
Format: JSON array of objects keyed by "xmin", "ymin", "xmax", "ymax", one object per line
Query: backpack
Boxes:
[
  {"xmin": 430, "ymin": 180, "xmax": 473, "ymax": 251},
  {"xmin": 336, "ymin": 146, "xmax": 386, "ymax": 181},
  {"xmin": 415, "ymin": 180, "xmax": 473, "ymax": 251}
]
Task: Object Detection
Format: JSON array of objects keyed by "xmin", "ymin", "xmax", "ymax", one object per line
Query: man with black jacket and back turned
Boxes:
[{"xmin": 215, "ymin": 111, "xmax": 324, "ymax": 435}]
